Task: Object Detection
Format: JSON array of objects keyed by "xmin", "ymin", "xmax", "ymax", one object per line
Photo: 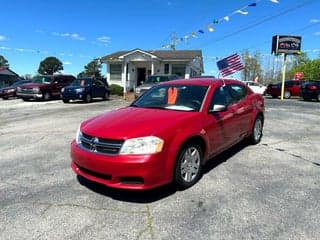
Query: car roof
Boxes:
[{"xmin": 159, "ymin": 78, "xmax": 245, "ymax": 87}]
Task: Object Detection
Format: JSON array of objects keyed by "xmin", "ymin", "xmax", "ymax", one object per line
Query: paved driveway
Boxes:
[{"xmin": 0, "ymin": 97, "xmax": 319, "ymax": 240}]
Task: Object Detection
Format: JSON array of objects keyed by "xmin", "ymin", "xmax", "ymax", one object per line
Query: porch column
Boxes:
[
  {"xmin": 151, "ymin": 62, "xmax": 155, "ymax": 75},
  {"xmin": 122, "ymin": 62, "xmax": 127, "ymax": 93}
]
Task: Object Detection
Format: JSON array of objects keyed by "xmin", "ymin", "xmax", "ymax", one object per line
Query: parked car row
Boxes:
[
  {"xmin": 266, "ymin": 79, "xmax": 320, "ymax": 101},
  {"xmin": 0, "ymin": 74, "xmax": 110, "ymax": 103}
]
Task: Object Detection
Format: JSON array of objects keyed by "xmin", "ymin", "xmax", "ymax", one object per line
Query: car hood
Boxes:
[
  {"xmin": 81, "ymin": 106, "xmax": 201, "ymax": 139},
  {"xmin": 19, "ymin": 83, "xmax": 47, "ymax": 88},
  {"xmin": 0, "ymin": 86, "xmax": 15, "ymax": 91},
  {"xmin": 64, "ymin": 85, "xmax": 87, "ymax": 90}
]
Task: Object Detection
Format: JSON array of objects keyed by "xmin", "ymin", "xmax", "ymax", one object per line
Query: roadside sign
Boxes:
[{"xmin": 295, "ymin": 72, "xmax": 304, "ymax": 80}]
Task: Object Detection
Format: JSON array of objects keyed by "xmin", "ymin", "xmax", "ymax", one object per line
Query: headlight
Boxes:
[
  {"xmin": 75, "ymin": 88, "xmax": 85, "ymax": 93},
  {"xmin": 8, "ymin": 89, "xmax": 15, "ymax": 93},
  {"xmin": 75, "ymin": 126, "xmax": 82, "ymax": 145},
  {"xmin": 61, "ymin": 88, "xmax": 65, "ymax": 93},
  {"xmin": 17, "ymin": 87, "xmax": 21, "ymax": 91},
  {"xmin": 33, "ymin": 87, "xmax": 40, "ymax": 93},
  {"xmin": 120, "ymin": 136, "xmax": 164, "ymax": 155}
]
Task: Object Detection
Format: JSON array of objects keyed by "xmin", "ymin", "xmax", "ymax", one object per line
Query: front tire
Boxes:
[
  {"xmin": 62, "ymin": 99, "xmax": 69, "ymax": 103},
  {"xmin": 174, "ymin": 142, "xmax": 203, "ymax": 190},
  {"xmin": 284, "ymin": 90, "xmax": 291, "ymax": 99},
  {"xmin": 85, "ymin": 94, "xmax": 92, "ymax": 103},
  {"xmin": 43, "ymin": 92, "xmax": 51, "ymax": 101},
  {"xmin": 249, "ymin": 115, "xmax": 263, "ymax": 145}
]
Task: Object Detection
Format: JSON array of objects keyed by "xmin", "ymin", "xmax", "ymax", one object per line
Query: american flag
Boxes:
[{"xmin": 216, "ymin": 53, "xmax": 244, "ymax": 77}]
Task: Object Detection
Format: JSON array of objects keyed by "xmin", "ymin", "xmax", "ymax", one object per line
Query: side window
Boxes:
[
  {"xmin": 210, "ymin": 86, "xmax": 232, "ymax": 108},
  {"xmin": 95, "ymin": 80, "xmax": 103, "ymax": 86},
  {"xmin": 229, "ymin": 84, "xmax": 247, "ymax": 102},
  {"xmin": 54, "ymin": 76, "xmax": 62, "ymax": 84}
]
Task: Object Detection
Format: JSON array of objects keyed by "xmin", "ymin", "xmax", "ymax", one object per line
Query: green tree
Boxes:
[
  {"xmin": 0, "ymin": 55, "xmax": 9, "ymax": 68},
  {"xmin": 241, "ymin": 50, "xmax": 262, "ymax": 82},
  {"xmin": 38, "ymin": 56, "xmax": 63, "ymax": 75},
  {"xmin": 79, "ymin": 59, "xmax": 102, "ymax": 78},
  {"xmin": 288, "ymin": 58, "xmax": 320, "ymax": 80}
]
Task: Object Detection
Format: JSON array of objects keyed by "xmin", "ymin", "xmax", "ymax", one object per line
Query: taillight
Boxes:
[{"xmin": 308, "ymin": 85, "xmax": 317, "ymax": 90}]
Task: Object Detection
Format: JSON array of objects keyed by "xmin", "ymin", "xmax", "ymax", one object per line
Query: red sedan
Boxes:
[
  {"xmin": 266, "ymin": 80, "xmax": 304, "ymax": 99},
  {"xmin": 71, "ymin": 78, "xmax": 264, "ymax": 190}
]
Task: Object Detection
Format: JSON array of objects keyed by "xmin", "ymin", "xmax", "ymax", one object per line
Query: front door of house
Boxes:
[{"xmin": 137, "ymin": 68, "xmax": 146, "ymax": 86}]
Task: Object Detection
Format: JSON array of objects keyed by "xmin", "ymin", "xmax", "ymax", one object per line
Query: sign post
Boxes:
[
  {"xmin": 272, "ymin": 35, "xmax": 302, "ymax": 100},
  {"xmin": 280, "ymin": 53, "xmax": 287, "ymax": 100}
]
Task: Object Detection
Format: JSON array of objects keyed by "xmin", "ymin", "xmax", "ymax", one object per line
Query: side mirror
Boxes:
[{"xmin": 209, "ymin": 104, "xmax": 227, "ymax": 113}]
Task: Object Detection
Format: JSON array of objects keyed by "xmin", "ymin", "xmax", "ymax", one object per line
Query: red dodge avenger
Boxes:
[{"xmin": 71, "ymin": 78, "xmax": 264, "ymax": 190}]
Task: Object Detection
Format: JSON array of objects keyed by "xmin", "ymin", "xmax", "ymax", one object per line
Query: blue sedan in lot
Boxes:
[{"xmin": 61, "ymin": 78, "xmax": 110, "ymax": 103}]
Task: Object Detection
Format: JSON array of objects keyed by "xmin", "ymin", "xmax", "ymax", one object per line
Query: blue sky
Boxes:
[{"xmin": 1, "ymin": 0, "xmax": 320, "ymax": 77}]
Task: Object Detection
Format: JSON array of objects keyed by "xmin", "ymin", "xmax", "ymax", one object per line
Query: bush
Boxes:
[{"xmin": 110, "ymin": 84, "xmax": 124, "ymax": 96}]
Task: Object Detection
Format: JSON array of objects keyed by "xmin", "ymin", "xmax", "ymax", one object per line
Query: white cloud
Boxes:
[
  {"xmin": 0, "ymin": 35, "xmax": 7, "ymax": 41},
  {"xmin": 0, "ymin": 46, "xmax": 10, "ymax": 50},
  {"xmin": 63, "ymin": 61, "xmax": 72, "ymax": 65},
  {"xmin": 310, "ymin": 19, "xmax": 320, "ymax": 23},
  {"xmin": 52, "ymin": 32, "xmax": 85, "ymax": 40},
  {"xmin": 97, "ymin": 36, "xmax": 111, "ymax": 43},
  {"xmin": 314, "ymin": 32, "xmax": 320, "ymax": 36}
]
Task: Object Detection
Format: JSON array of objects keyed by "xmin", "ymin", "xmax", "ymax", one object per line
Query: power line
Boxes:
[{"xmin": 189, "ymin": 0, "xmax": 318, "ymax": 50}]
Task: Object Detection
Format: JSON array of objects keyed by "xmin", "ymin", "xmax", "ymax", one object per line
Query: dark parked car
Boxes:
[
  {"xmin": 0, "ymin": 80, "xmax": 31, "ymax": 100},
  {"xmin": 266, "ymin": 80, "xmax": 304, "ymax": 99},
  {"xmin": 300, "ymin": 81, "xmax": 320, "ymax": 101},
  {"xmin": 71, "ymin": 78, "xmax": 265, "ymax": 190},
  {"xmin": 61, "ymin": 77, "xmax": 110, "ymax": 103},
  {"xmin": 135, "ymin": 74, "xmax": 180, "ymax": 97},
  {"xmin": 16, "ymin": 74, "xmax": 75, "ymax": 101}
]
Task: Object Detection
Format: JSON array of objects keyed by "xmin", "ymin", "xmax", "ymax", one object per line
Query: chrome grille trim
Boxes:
[{"xmin": 79, "ymin": 132, "xmax": 124, "ymax": 155}]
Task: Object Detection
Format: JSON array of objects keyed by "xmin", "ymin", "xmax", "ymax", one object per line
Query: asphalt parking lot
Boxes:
[{"xmin": 0, "ymin": 96, "xmax": 319, "ymax": 240}]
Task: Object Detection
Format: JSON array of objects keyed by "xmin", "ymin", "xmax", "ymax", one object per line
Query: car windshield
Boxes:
[
  {"xmin": 145, "ymin": 76, "xmax": 169, "ymax": 84},
  {"xmin": 131, "ymin": 84, "xmax": 208, "ymax": 112},
  {"xmin": 32, "ymin": 76, "xmax": 52, "ymax": 84},
  {"xmin": 71, "ymin": 79, "xmax": 91, "ymax": 86}
]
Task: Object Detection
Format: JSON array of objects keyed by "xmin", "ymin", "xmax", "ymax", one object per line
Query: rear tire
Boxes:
[
  {"xmin": 317, "ymin": 93, "xmax": 320, "ymax": 102},
  {"xmin": 62, "ymin": 99, "xmax": 69, "ymax": 103},
  {"xmin": 103, "ymin": 91, "xmax": 110, "ymax": 100},
  {"xmin": 249, "ymin": 115, "xmax": 263, "ymax": 145},
  {"xmin": 174, "ymin": 142, "xmax": 203, "ymax": 190}
]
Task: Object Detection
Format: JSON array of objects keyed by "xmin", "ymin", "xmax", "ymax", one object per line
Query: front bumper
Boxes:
[
  {"xmin": 16, "ymin": 92, "xmax": 43, "ymax": 99},
  {"xmin": 70, "ymin": 140, "xmax": 172, "ymax": 190},
  {"xmin": 61, "ymin": 92, "xmax": 84, "ymax": 100}
]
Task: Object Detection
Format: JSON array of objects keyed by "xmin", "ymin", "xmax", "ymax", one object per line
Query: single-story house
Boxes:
[
  {"xmin": 100, "ymin": 49, "xmax": 204, "ymax": 91},
  {"xmin": 0, "ymin": 67, "xmax": 20, "ymax": 88}
]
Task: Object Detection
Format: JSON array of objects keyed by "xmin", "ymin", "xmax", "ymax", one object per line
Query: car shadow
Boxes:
[
  {"xmin": 76, "ymin": 140, "xmax": 249, "ymax": 203},
  {"xmin": 202, "ymin": 140, "xmax": 248, "ymax": 174},
  {"xmin": 77, "ymin": 175, "xmax": 177, "ymax": 203}
]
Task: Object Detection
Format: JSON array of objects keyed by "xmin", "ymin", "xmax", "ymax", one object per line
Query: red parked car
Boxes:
[
  {"xmin": 71, "ymin": 78, "xmax": 265, "ymax": 190},
  {"xmin": 266, "ymin": 80, "xmax": 304, "ymax": 99}
]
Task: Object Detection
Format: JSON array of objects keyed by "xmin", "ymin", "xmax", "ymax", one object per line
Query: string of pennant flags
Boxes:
[{"xmin": 162, "ymin": 0, "xmax": 280, "ymax": 49}]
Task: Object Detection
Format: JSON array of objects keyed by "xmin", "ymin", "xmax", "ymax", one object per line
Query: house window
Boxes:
[
  {"xmin": 172, "ymin": 64, "xmax": 186, "ymax": 77},
  {"xmin": 164, "ymin": 64, "xmax": 169, "ymax": 74},
  {"xmin": 110, "ymin": 64, "xmax": 122, "ymax": 81}
]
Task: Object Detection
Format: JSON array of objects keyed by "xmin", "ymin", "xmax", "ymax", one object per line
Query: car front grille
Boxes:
[
  {"xmin": 80, "ymin": 132, "xmax": 124, "ymax": 155},
  {"xmin": 19, "ymin": 88, "xmax": 36, "ymax": 94}
]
